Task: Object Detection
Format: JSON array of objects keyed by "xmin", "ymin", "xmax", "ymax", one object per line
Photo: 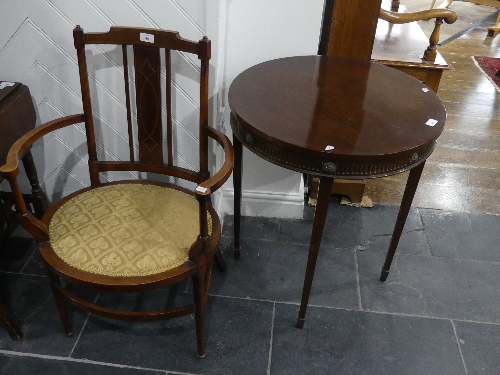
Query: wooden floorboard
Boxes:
[{"xmin": 366, "ymin": 17, "xmax": 500, "ymax": 215}]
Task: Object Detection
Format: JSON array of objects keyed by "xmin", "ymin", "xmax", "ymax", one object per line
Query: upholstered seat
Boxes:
[{"xmin": 49, "ymin": 183, "xmax": 211, "ymax": 277}]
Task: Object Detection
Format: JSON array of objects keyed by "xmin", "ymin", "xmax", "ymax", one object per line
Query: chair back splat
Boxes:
[
  {"xmin": 0, "ymin": 25, "xmax": 234, "ymax": 358},
  {"xmin": 73, "ymin": 26, "xmax": 212, "ymax": 185}
]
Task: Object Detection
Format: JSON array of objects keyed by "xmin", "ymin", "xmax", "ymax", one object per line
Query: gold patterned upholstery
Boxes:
[{"xmin": 49, "ymin": 183, "xmax": 211, "ymax": 277}]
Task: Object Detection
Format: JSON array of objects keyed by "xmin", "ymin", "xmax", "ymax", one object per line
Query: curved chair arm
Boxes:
[
  {"xmin": 0, "ymin": 114, "xmax": 85, "ymax": 179},
  {"xmin": 194, "ymin": 127, "xmax": 234, "ymax": 198},
  {"xmin": 0, "ymin": 114, "xmax": 85, "ymax": 243},
  {"xmin": 379, "ymin": 8, "xmax": 457, "ymax": 24},
  {"xmin": 379, "ymin": 8, "xmax": 457, "ymax": 62}
]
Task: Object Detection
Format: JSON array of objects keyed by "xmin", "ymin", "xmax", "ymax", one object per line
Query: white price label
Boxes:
[
  {"xmin": 422, "ymin": 88, "xmax": 430, "ymax": 93},
  {"xmin": 325, "ymin": 145, "xmax": 335, "ymax": 151},
  {"xmin": 196, "ymin": 186, "xmax": 207, "ymax": 193},
  {"xmin": 425, "ymin": 119, "xmax": 438, "ymax": 126},
  {"xmin": 0, "ymin": 82, "xmax": 15, "ymax": 89},
  {"xmin": 140, "ymin": 33, "xmax": 154, "ymax": 43}
]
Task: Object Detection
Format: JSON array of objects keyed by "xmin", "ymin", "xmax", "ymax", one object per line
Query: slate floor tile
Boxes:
[
  {"xmin": 72, "ymin": 294, "xmax": 273, "ymax": 375},
  {"xmin": 280, "ymin": 204, "xmax": 423, "ymax": 248},
  {"xmin": 211, "ymin": 237, "xmax": 359, "ymax": 309},
  {"xmin": 361, "ymin": 230, "xmax": 431, "ymax": 256},
  {"xmin": 326, "ymin": 204, "xmax": 423, "ymax": 236},
  {"xmin": 3, "ymin": 202, "xmax": 500, "ymax": 373},
  {"xmin": 421, "ymin": 209, "xmax": 500, "ymax": 262},
  {"xmin": 271, "ymin": 304, "xmax": 465, "ymax": 375},
  {"xmin": 453, "ymin": 321, "xmax": 500, "ymax": 375},
  {"xmin": 222, "ymin": 215, "xmax": 280, "ymax": 241},
  {"xmin": 0, "ymin": 237, "xmax": 36, "ymax": 273},
  {"xmin": 0, "ymin": 273, "xmax": 92, "ymax": 355},
  {"xmin": 0, "ymin": 354, "xmax": 164, "ymax": 375},
  {"xmin": 357, "ymin": 251, "xmax": 500, "ymax": 323},
  {"xmin": 16, "ymin": 243, "xmax": 47, "ymax": 276}
]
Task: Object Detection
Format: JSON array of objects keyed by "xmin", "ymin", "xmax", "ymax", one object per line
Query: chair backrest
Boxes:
[{"xmin": 73, "ymin": 26, "xmax": 211, "ymax": 187}]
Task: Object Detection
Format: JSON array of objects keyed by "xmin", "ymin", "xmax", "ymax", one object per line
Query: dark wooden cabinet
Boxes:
[{"xmin": 0, "ymin": 81, "xmax": 45, "ymax": 340}]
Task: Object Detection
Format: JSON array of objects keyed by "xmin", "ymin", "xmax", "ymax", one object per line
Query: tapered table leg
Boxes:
[
  {"xmin": 380, "ymin": 161, "xmax": 426, "ymax": 281},
  {"xmin": 233, "ymin": 135, "xmax": 243, "ymax": 260},
  {"xmin": 0, "ymin": 303, "xmax": 23, "ymax": 340},
  {"xmin": 296, "ymin": 177, "xmax": 335, "ymax": 328}
]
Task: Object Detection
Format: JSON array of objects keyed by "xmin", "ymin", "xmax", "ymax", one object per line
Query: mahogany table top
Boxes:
[{"xmin": 229, "ymin": 56, "xmax": 446, "ymax": 179}]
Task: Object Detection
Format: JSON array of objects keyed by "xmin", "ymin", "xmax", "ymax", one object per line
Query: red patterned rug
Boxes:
[{"xmin": 472, "ymin": 56, "xmax": 500, "ymax": 92}]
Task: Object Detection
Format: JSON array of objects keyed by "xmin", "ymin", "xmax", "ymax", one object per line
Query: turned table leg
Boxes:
[
  {"xmin": 21, "ymin": 150, "xmax": 45, "ymax": 219},
  {"xmin": 297, "ymin": 177, "xmax": 335, "ymax": 328},
  {"xmin": 380, "ymin": 162, "xmax": 426, "ymax": 281}
]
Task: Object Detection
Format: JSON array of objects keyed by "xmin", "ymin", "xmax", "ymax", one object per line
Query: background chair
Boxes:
[
  {"xmin": 430, "ymin": 0, "xmax": 500, "ymax": 36},
  {"xmin": 0, "ymin": 26, "xmax": 233, "ymax": 358}
]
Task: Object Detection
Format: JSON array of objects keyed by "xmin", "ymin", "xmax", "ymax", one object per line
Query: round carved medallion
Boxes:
[
  {"xmin": 409, "ymin": 153, "xmax": 419, "ymax": 163},
  {"xmin": 322, "ymin": 162, "xmax": 337, "ymax": 174}
]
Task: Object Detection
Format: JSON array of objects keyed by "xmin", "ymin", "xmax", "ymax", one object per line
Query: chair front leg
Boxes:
[{"xmin": 192, "ymin": 269, "xmax": 207, "ymax": 358}]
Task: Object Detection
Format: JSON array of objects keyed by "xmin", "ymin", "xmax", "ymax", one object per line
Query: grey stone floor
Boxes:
[{"xmin": 1, "ymin": 202, "xmax": 500, "ymax": 374}]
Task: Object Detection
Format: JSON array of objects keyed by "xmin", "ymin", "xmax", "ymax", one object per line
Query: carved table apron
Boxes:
[{"xmin": 228, "ymin": 56, "xmax": 446, "ymax": 327}]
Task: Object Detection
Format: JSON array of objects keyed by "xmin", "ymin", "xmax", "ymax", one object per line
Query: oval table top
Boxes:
[{"xmin": 229, "ymin": 56, "xmax": 446, "ymax": 178}]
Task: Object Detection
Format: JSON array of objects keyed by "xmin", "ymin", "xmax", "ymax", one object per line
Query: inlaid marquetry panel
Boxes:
[{"xmin": 134, "ymin": 45, "xmax": 163, "ymax": 164}]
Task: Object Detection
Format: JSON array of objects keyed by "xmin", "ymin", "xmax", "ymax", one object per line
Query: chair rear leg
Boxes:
[{"xmin": 45, "ymin": 268, "xmax": 73, "ymax": 336}]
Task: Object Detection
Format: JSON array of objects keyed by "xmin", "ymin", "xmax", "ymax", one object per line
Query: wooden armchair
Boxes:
[
  {"xmin": 374, "ymin": 3, "xmax": 457, "ymax": 92},
  {"xmin": 0, "ymin": 82, "xmax": 45, "ymax": 341},
  {"xmin": 0, "ymin": 26, "xmax": 234, "ymax": 358}
]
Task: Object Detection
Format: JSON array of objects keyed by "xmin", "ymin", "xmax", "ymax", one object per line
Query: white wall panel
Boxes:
[
  {"xmin": 42, "ymin": 0, "xmax": 112, "ymax": 31},
  {"xmin": 0, "ymin": 0, "xmax": 27, "ymax": 51},
  {"xmin": 171, "ymin": 0, "xmax": 207, "ymax": 33},
  {"xmin": 220, "ymin": 0, "xmax": 324, "ymax": 217}
]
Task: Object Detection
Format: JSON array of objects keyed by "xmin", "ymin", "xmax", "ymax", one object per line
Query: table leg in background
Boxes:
[
  {"xmin": 380, "ymin": 161, "xmax": 426, "ymax": 281},
  {"xmin": 233, "ymin": 135, "xmax": 243, "ymax": 260},
  {"xmin": 22, "ymin": 150, "xmax": 45, "ymax": 219},
  {"xmin": 297, "ymin": 176, "xmax": 335, "ymax": 328}
]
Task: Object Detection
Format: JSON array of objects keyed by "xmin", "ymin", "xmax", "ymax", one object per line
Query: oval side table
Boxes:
[{"xmin": 228, "ymin": 56, "xmax": 446, "ymax": 328}]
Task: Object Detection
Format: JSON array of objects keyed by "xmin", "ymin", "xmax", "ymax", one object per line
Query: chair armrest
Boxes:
[
  {"xmin": 379, "ymin": 8, "xmax": 457, "ymax": 62},
  {"xmin": 0, "ymin": 114, "xmax": 85, "ymax": 179},
  {"xmin": 379, "ymin": 8, "xmax": 457, "ymax": 24},
  {"xmin": 194, "ymin": 127, "xmax": 234, "ymax": 198},
  {"xmin": 0, "ymin": 114, "xmax": 84, "ymax": 242}
]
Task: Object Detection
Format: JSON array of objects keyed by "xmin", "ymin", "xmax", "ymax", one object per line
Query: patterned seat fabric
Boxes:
[{"xmin": 49, "ymin": 184, "xmax": 211, "ymax": 277}]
